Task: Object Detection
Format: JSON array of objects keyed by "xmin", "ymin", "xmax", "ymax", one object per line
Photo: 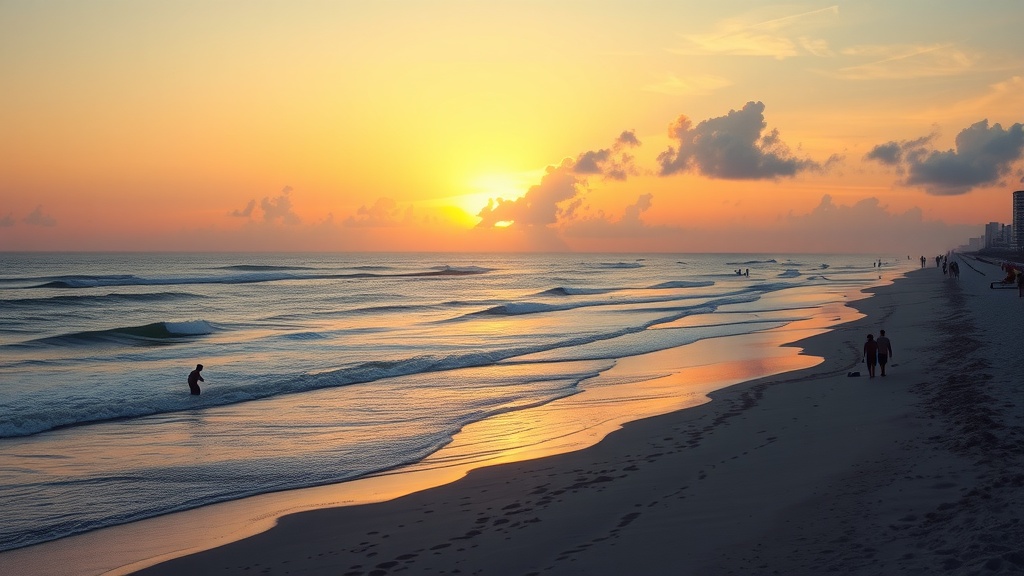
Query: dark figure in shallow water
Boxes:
[{"xmin": 188, "ymin": 364, "xmax": 204, "ymax": 395}]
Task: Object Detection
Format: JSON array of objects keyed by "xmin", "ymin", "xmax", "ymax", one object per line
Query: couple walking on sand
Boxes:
[{"xmin": 863, "ymin": 330, "xmax": 893, "ymax": 378}]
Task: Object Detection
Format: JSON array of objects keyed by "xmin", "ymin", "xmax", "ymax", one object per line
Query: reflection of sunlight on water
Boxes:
[
  {"xmin": 6, "ymin": 284, "xmax": 866, "ymax": 576},
  {"xmin": 402, "ymin": 326, "xmax": 825, "ymax": 473}
]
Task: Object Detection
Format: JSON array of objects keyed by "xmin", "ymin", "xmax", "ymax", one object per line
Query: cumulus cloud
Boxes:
[
  {"xmin": 23, "ymin": 205, "xmax": 56, "ymax": 227},
  {"xmin": 573, "ymin": 130, "xmax": 642, "ymax": 181},
  {"xmin": 261, "ymin": 186, "xmax": 301, "ymax": 225},
  {"xmin": 344, "ymin": 197, "xmax": 411, "ymax": 228},
  {"xmin": 657, "ymin": 101, "xmax": 822, "ymax": 179},
  {"xmin": 477, "ymin": 159, "xmax": 583, "ymax": 228},
  {"xmin": 476, "ymin": 131, "xmax": 641, "ymax": 229},
  {"xmin": 776, "ymin": 194, "xmax": 974, "ymax": 254},
  {"xmin": 564, "ymin": 194, "xmax": 676, "ymax": 240},
  {"xmin": 231, "ymin": 199, "xmax": 256, "ymax": 218},
  {"xmin": 866, "ymin": 120, "xmax": 1024, "ymax": 195},
  {"xmin": 231, "ymin": 186, "xmax": 302, "ymax": 224},
  {"xmin": 864, "ymin": 141, "xmax": 907, "ymax": 166},
  {"xmin": 617, "ymin": 130, "xmax": 641, "ymax": 147}
]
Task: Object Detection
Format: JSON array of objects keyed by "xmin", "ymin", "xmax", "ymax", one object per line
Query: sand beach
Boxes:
[{"xmin": 122, "ymin": 258, "xmax": 1024, "ymax": 575}]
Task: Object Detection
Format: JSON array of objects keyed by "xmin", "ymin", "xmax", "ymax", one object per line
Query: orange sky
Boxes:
[{"xmin": 2, "ymin": 1, "xmax": 1023, "ymax": 254}]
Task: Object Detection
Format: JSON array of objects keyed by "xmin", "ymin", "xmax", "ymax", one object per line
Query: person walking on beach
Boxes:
[
  {"xmin": 876, "ymin": 330, "xmax": 893, "ymax": 376},
  {"xmin": 863, "ymin": 334, "xmax": 878, "ymax": 378},
  {"xmin": 188, "ymin": 364, "xmax": 205, "ymax": 395}
]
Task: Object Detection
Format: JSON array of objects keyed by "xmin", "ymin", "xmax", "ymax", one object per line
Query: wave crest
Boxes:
[{"xmin": 21, "ymin": 320, "xmax": 216, "ymax": 347}]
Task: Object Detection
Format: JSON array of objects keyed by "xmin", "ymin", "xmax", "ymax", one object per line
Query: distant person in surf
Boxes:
[
  {"xmin": 863, "ymin": 334, "xmax": 878, "ymax": 378},
  {"xmin": 876, "ymin": 330, "xmax": 893, "ymax": 377},
  {"xmin": 188, "ymin": 364, "xmax": 205, "ymax": 395}
]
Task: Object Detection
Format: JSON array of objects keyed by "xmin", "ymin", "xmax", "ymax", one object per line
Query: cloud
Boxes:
[
  {"xmin": 564, "ymin": 194, "xmax": 677, "ymax": 240},
  {"xmin": 866, "ymin": 120, "xmax": 1024, "ymax": 195},
  {"xmin": 833, "ymin": 43, "xmax": 973, "ymax": 80},
  {"xmin": 231, "ymin": 186, "xmax": 303, "ymax": 224},
  {"xmin": 864, "ymin": 142, "xmax": 906, "ymax": 166},
  {"xmin": 23, "ymin": 205, "xmax": 56, "ymax": 227},
  {"xmin": 673, "ymin": 5, "xmax": 839, "ymax": 60},
  {"xmin": 476, "ymin": 131, "xmax": 641, "ymax": 229},
  {"xmin": 477, "ymin": 158, "xmax": 583, "ymax": 228},
  {"xmin": 0, "ymin": 213, "xmax": 14, "ymax": 227},
  {"xmin": 798, "ymin": 36, "xmax": 834, "ymax": 57},
  {"xmin": 231, "ymin": 199, "xmax": 256, "ymax": 218},
  {"xmin": 573, "ymin": 130, "xmax": 642, "ymax": 181},
  {"xmin": 261, "ymin": 186, "xmax": 300, "ymax": 225},
  {"xmin": 774, "ymin": 194, "xmax": 975, "ymax": 254},
  {"xmin": 657, "ymin": 101, "xmax": 822, "ymax": 179},
  {"xmin": 343, "ymin": 197, "xmax": 411, "ymax": 228},
  {"xmin": 616, "ymin": 130, "xmax": 641, "ymax": 147}
]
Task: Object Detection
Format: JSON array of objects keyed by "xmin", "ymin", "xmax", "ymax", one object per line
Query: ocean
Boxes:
[{"xmin": 0, "ymin": 252, "xmax": 911, "ymax": 554}]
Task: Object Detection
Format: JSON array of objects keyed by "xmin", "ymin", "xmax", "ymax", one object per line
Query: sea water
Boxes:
[{"xmin": 0, "ymin": 252, "xmax": 910, "ymax": 552}]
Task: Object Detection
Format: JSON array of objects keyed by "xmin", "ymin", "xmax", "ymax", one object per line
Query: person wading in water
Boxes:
[{"xmin": 188, "ymin": 364, "xmax": 205, "ymax": 395}]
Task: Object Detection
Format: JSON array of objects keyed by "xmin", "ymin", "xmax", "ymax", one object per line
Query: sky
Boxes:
[{"xmin": 2, "ymin": 0, "xmax": 1023, "ymax": 254}]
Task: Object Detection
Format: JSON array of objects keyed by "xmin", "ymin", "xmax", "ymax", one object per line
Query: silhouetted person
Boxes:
[
  {"xmin": 188, "ymin": 364, "xmax": 204, "ymax": 395},
  {"xmin": 863, "ymin": 334, "xmax": 878, "ymax": 378},
  {"xmin": 876, "ymin": 330, "xmax": 893, "ymax": 376},
  {"xmin": 920, "ymin": 256, "xmax": 926, "ymax": 268}
]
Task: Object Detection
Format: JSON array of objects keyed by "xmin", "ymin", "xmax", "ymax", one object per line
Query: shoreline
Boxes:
[
  {"xmin": 127, "ymin": 263, "xmax": 1024, "ymax": 575},
  {"xmin": 0, "ymin": 268, "xmax": 872, "ymax": 576},
  {"xmin": 6, "ymin": 261, "xmax": 1022, "ymax": 574}
]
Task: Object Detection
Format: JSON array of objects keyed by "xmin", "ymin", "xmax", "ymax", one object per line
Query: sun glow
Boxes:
[{"xmin": 427, "ymin": 171, "xmax": 539, "ymax": 226}]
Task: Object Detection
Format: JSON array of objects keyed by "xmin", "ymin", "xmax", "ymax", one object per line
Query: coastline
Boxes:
[
  {"xmin": 4, "ymin": 261, "xmax": 1021, "ymax": 575},
  {"xmin": 128, "ymin": 263, "xmax": 1024, "ymax": 575}
]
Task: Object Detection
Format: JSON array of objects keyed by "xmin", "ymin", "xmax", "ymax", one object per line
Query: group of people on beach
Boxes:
[
  {"xmin": 863, "ymin": 330, "xmax": 893, "ymax": 378},
  {"xmin": 999, "ymin": 262, "xmax": 1024, "ymax": 296}
]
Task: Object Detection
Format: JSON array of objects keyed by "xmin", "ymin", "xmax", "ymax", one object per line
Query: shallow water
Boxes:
[{"xmin": 0, "ymin": 252, "xmax": 910, "ymax": 552}]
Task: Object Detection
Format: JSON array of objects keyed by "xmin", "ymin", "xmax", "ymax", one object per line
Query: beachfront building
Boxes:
[
  {"xmin": 985, "ymin": 222, "xmax": 1002, "ymax": 248},
  {"xmin": 985, "ymin": 222, "xmax": 1014, "ymax": 248},
  {"xmin": 1014, "ymin": 190, "xmax": 1024, "ymax": 250}
]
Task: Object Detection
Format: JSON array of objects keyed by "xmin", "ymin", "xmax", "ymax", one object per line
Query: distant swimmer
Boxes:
[{"xmin": 188, "ymin": 364, "xmax": 204, "ymax": 395}]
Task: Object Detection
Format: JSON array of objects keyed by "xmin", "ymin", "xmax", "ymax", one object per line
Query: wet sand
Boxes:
[{"xmin": 130, "ymin": 260, "xmax": 1024, "ymax": 575}]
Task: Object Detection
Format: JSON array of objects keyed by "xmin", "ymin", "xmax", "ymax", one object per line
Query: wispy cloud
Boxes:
[
  {"xmin": 831, "ymin": 43, "xmax": 974, "ymax": 80},
  {"xmin": 672, "ymin": 5, "xmax": 839, "ymax": 60}
]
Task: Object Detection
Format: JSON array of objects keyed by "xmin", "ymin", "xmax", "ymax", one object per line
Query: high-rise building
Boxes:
[
  {"xmin": 1015, "ymin": 191, "xmax": 1024, "ymax": 250},
  {"xmin": 985, "ymin": 221, "xmax": 1001, "ymax": 247}
]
